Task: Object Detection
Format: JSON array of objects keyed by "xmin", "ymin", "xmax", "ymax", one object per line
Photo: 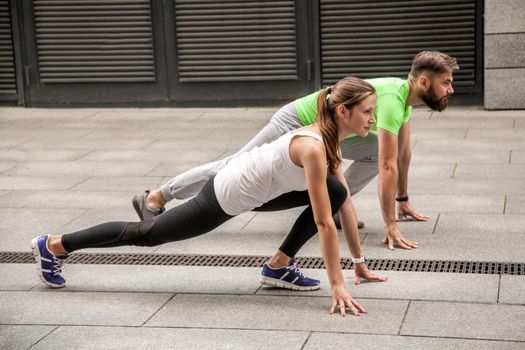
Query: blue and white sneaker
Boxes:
[
  {"xmin": 31, "ymin": 235, "xmax": 68, "ymax": 288},
  {"xmin": 260, "ymin": 257, "xmax": 320, "ymax": 291}
]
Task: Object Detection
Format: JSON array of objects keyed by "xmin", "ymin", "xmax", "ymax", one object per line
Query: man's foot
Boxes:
[
  {"xmin": 132, "ymin": 190, "xmax": 166, "ymax": 221},
  {"xmin": 260, "ymin": 258, "xmax": 320, "ymax": 291},
  {"xmin": 31, "ymin": 235, "xmax": 68, "ymax": 288},
  {"xmin": 333, "ymin": 213, "xmax": 364, "ymax": 230}
]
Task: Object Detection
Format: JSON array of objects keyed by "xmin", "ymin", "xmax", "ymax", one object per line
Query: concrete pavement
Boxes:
[{"xmin": 0, "ymin": 105, "xmax": 524, "ymax": 349}]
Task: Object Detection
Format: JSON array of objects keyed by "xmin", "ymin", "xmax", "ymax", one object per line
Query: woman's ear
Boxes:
[{"xmin": 335, "ymin": 104, "xmax": 347, "ymax": 119}]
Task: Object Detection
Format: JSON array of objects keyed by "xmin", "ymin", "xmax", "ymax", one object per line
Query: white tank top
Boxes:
[{"xmin": 214, "ymin": 130, "xmax": 324, "ymax": 216}]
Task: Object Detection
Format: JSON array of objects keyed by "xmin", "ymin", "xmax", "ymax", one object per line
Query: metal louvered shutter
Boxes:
[
  {"xmin": 33, "ymin": 0, "xmax": 155, "ymax": 84},
  {"xmin": 0, "ymin": 0, "xmax": 16, "ymax": 95},
  {"xmin": 320, "ymin": 0, "xmax": 478, "ymax": 88},
  {"xmin": 174, "ymin": 0, "xmax": 298, "ymax": 82}
]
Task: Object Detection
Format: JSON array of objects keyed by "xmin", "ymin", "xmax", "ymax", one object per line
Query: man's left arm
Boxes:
[
  {"xmin": 396, "ymin": 122, "xmax": 430, "ymax": 222},
  {"xmin": 396, "ymin": 122, "xmax": 411, "ymax": 199}
]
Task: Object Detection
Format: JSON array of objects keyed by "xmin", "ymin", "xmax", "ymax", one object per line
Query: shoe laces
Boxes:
[
  {"xmin": 288, "ymin": 260, "xmax": 305, "ymax": 278},
  {"xmin": 51, "ymin": 256, "xmax": 67, "ymax": 276}
]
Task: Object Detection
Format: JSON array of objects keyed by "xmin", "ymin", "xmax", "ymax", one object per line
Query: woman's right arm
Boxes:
[{"xmin": 293, "ymin": 138, "xmax": 367, "ymax": 316}]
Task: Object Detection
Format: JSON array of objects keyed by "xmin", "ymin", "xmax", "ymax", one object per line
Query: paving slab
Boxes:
[
  {"xmin": 0, "ymin": 163, "xmax": 16, "ymax": 174},
  {"xmin": 436, "ymin": 213, "xmax": 525, "ymax": 238},
  {"xmin": 0, "ymin": 291, "xmax": 172, "ymax": 326},
  {"xmin": 427, "ymin": 109, "xmax": 525, "ymax": 118},
  {"xmin": 403, "ymin": 163, "xmax": 456, "ymax": 179},
  {"xmin": 145, "ymin": 125, "xmax": 261, "ymax": 142},
  {"xmin": 399, "ymin": 178, "xmax": 524, "ymax": 195},
  {"xmin": 352, "ymin": 193, "xmax": 504, "ymax": 215},
  {"xmin": 467, "ymin": 129, "xmax": 525, "ymax": 139},
  {"xmin": 0, "ymin": 208, "xmax": 86, "ymax": 251},
  {"xmin": 0, "ymin": 190, "xmax": 137, "ymax": 210},
  {"xmin": 0, "ymin": 108, "xmax": 98, "ymax": 119},
  {"xmin": 146, "ymin": 294, "xmax": 408, "ymax": 334},
  {"xmin": 363, "ymin": 214, "xmax": 525, "ymax": 262},
  {"xmin": 0, "ymin": 149, "xmax": 91, "ymax": 162},
  {"xmin": 0, "ymin": 325, "xmax": 56, "ymax": 350},
  {"xmin": 0, "ymin": 128, "xmax": 93, "ymax": 139},
  {"xmin": 88, "ymin": 108, "xmax": 204, "ymax": 121},
  {"xmin": 415, "ymin": 138, "xmax": 525, "ymax": 152},
  {"xmin": 455, "ymin": 164, "xmax": 525, "ymax": 179},
  {"xmin": 411, "ymin": 150, "xmax": 509, "ymax": 164},
  {"xmin": 15, "ymin": 136, "xmax": 156, "ymax": 151},
  {"xmin": 512, "ymin": 150, "xmax": 525, "ymax": 163},
  {"xmin": 0, "ymin": 137, "xmax": 31, "ymax": 149},
  {"xmin": 31, "ymin": 326, "xmax": 308, "ymax": 350},
  {"xmin": 79, "ymin": 149, "xmax": 224, "ymax": 164},
  {"xmin": 4, "ymin": 160, "xmax": 160, "ymax": 177},
  {"xmin": 515, "ymin": 118, "xmax": 525, "ymax": 129},
  {"xmin": 304, "ymin": 333, "xmax": 525, "ymax": 350},
  {"xmin": 30, "ymin": 265, "xmax": 262, "ymax": 295},
  {"xmin": 506, "ymin": 196, "xmax": 525, "ymax": 214},
  {"xmin": 500, "ymin": 276, "xmax": 525, "ymax": 305},
  {"xmin": 0, "ymin": 176, "xmax": 87, "ymax": 191},
  {"xmin": 410, "ymin": 117, "xmax": 515, "ymax": 129},
  {"xmin": 410, "ymin": 129, "xmax": 466, "ymax": 140},
  {"xmin": 37, "ymin": 119, "xmax": 150, "ymax": 130},
  {"xmin": 401, "ymin": 301, "xmax": 525, "ymax": 341},
  {"xmin": 0, "ymin": 264, "xmax": 41, "ymax": 291},
  {"xmin": 70, "ymin": 176, "xmax": 164, "ymax": 192},
  {"xmin": 258, "ymin": 270, "xmax": 499, "ymax": 304}
]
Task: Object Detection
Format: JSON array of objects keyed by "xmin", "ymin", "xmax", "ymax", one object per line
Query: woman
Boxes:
[{"xmin": 32, "ymin": 77, "xmax": 385, "ymax": 316}]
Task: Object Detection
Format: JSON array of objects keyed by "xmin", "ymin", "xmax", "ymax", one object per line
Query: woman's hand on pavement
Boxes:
[{"xmin": 329, "ymin": 284, "xmax": 368, "ymax": 317}]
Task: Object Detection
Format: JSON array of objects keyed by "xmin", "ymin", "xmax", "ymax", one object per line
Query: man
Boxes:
[{"xmin": 133, "ymin": 50, "xmax": 458, "ymax": 250}]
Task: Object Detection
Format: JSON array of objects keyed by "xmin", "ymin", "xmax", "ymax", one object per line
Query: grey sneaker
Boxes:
[
  {"xmin": 333, "ymin": 213, "xmax": 364, "ymax": 230},
  {"xmin": 132, "ymin": 190, "xmax": 165, "ymax": 221}
]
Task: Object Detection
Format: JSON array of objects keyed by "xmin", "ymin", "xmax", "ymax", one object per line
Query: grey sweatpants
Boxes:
[{"xmin": 160, "ymin": 102, "xmax": 378, "ymax": 201}]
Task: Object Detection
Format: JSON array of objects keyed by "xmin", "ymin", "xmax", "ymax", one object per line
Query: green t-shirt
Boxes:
[{"xmin": 295, "ymin": 77, "xmax": 412, "ymax": 136}]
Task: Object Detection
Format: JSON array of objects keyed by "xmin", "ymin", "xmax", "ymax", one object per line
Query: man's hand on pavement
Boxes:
[
  {"xmin": 383, "ymin": 223, "xmax": 418, "ymax": 250},
  {"xmin": 397, "ymin": 201, "xmax": 430, "ymax": 222}
]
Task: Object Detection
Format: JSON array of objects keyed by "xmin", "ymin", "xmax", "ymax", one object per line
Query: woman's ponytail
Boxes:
[
  {"xmin": 316, "ymin": 77, "xmax": 375, "ymax": 174},
  {"xmin": 317, "ymin": 87, "xmax": 342, "ymax": 175}
]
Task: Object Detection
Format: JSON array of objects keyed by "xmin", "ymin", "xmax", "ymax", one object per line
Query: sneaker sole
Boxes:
[
  {"xmin": 132, "ymin": 196, "xmax": 145, "ymax": 221},
  {"xmin": 259, "ymin": 276, "xmax": 320, "ymax": 291},
  {"xmin": 31, "ymin": 237, "xmax": 65, "ymax": 289}
]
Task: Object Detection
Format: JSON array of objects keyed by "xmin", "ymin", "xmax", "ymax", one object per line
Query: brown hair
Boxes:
[
  {"xmin": 408, "ymin": 50, "xmax": 459, "ymax": 82},
  {"xmin": 317, "ymin": 76, "xmax": 375, "ymax": 174}
]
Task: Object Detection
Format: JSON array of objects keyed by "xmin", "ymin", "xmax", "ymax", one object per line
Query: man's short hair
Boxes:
[{"xmin": 408, "ymin": 51, "xmax": 459, "ymax": 81}]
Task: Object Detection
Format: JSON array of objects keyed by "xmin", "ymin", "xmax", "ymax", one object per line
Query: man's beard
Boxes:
[{"xmin": 420, "ymin": 86, "xmax": 449, "ymax": 112}]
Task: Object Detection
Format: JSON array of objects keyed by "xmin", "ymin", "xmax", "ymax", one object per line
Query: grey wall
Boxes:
[{"xmin": 484, "ymin": 0, "xmax": 525, "ymax": 109}]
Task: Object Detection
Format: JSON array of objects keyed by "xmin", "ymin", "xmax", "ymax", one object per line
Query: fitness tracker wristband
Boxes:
[
  {"xmin": 351, "ymin": 255, "xmax": 365, "ymax": 264},
  {"xmin": 395, "ymin": 196, "xmax": 409, "ymax": 202}
]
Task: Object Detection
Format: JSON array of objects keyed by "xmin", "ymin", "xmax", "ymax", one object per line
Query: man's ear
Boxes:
[{"xmin": 418, "ymin": 74, "xmax": 431, "ymax": 91}]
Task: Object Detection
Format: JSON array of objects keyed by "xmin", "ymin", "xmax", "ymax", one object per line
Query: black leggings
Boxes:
[{"xmin": 62, "ymin": 176, "xmax": 347, "ymax": 258}]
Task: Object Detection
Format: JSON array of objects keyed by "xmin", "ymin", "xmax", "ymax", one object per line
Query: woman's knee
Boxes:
[{"xmin": 121, "ymin": 220, "xmax": 160, "ymax": 247}]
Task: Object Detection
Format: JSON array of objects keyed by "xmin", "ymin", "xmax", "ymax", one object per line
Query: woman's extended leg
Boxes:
[{"xmin": 32, "ymin": 179, "xmax": 232, "ymax": 288}]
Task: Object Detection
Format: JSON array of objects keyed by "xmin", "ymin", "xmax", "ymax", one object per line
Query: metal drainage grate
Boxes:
[{"xmin": 1, "ymin": 252, "xmax": 523, "ymax": 275}]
